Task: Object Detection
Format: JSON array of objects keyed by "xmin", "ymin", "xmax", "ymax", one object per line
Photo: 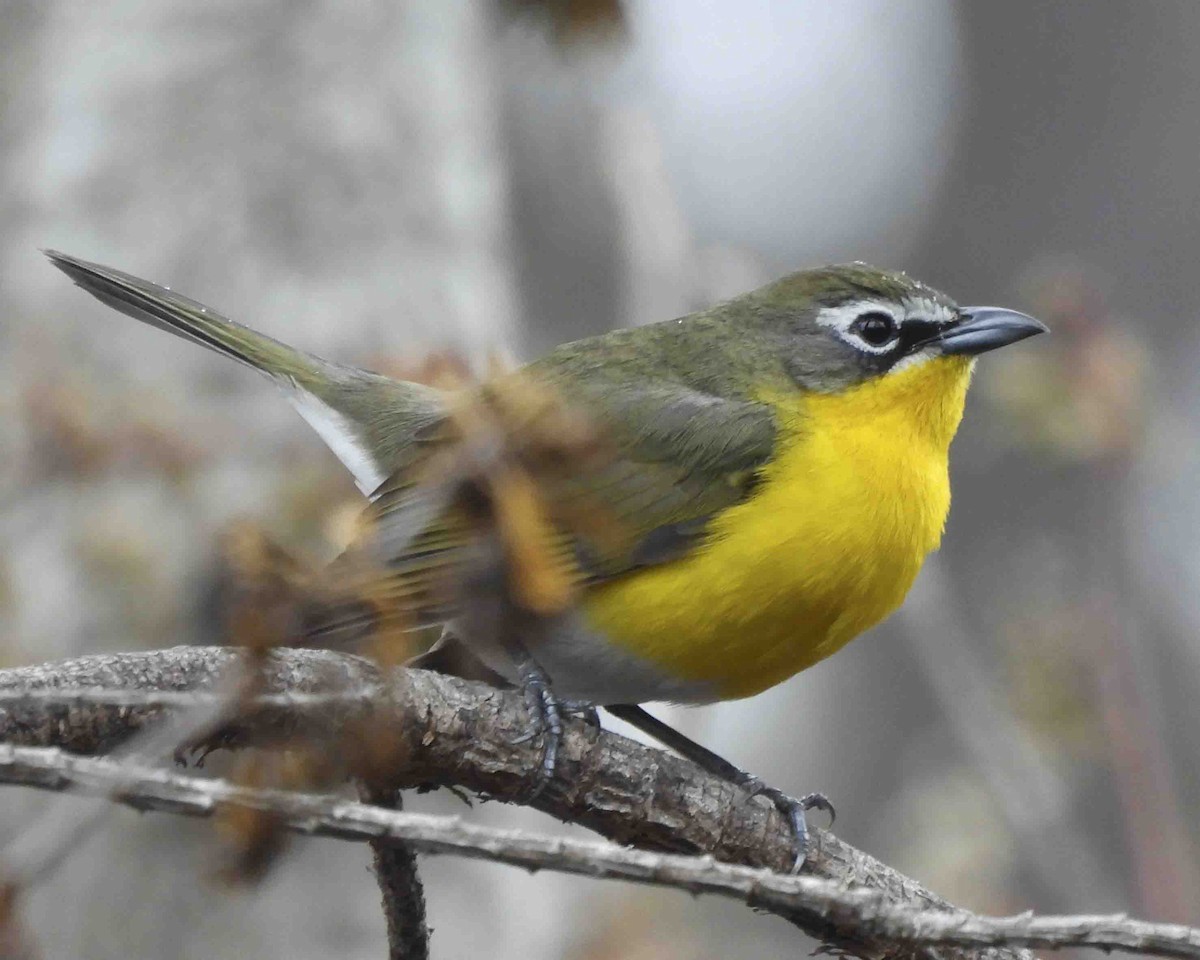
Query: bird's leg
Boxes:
[
  {"xmin": 604, "ymin": 704, "xmax": 833, "ymax": 872},
  {"xmin": 411, "ymin": 630, "xmax": 598, "ymax": 794},
  {"xmin": 504, "ymin": 641, "xmax": 565, "ymax": 800}
]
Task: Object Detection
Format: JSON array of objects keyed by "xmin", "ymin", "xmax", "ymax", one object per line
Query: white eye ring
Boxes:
[
  {"xmin": 850, "ymin": 311, "xmax": 899, "ymax": 350},
  {"xmin": 815, "ymin": 300, "xmax": 903, "ymax": 355}
]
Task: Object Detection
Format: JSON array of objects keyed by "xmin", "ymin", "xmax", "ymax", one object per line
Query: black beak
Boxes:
[{"xmin": 939, "ymin": 307, "xmax": 1048, "ymax": 356}]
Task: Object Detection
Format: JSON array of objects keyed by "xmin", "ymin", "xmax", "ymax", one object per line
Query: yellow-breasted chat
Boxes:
[{"xmin": 45, "ymin": 250, "xmax": 1046, "ymax": 866}]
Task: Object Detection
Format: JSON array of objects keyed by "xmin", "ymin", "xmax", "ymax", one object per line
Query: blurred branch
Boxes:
[
  {"xmin": 0, "ymin": 743, "xmax": 1198, "ymax": 959},
  {"xmin": 358, "ymin": 780, "xmax": 430, "ymax": 960},
  {"xmin": 0, "ymin": 646, "xmax": 1042, "ymax": 960},
  {"xmin": 0, "ymin": 655, "xmax": 250, "ymax": 886}
]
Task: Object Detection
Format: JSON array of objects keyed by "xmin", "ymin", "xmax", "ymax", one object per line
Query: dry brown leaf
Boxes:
[{"xmin": 489, "ymin": 464, "xmax": 576, "ymax": 615}]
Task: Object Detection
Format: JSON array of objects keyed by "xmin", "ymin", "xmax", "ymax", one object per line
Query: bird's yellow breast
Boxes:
[{"xmin": 582, "ymin": 356, "xmax": 974, "ymax": 699}]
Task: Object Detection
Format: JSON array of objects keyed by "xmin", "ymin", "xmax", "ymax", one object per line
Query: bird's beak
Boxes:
[{"xmin": 939, "ymin": 307, "xmax": 1048, "ymax": 356}]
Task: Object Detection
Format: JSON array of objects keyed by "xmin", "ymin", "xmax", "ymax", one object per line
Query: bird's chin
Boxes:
[{"xmin": 886, "ymin": 347, "xmax": 969, "ymax": 377}]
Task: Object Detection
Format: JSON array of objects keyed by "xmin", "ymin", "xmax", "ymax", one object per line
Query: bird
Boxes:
[{"xmin": 45, "ymin": 249, "xmax": 1046, "ymax": 867}]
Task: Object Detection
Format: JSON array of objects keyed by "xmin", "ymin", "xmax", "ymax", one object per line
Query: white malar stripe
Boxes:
[
  {"xmin": 887, "ymin": 346, "xmax": 941, "ymax": 376},
  {"xmin": 284, "ymin": 385, "xmax": 387, "ymax": 496}
]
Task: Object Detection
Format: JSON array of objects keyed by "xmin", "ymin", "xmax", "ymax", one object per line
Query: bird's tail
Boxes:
[
  {"xmin": 45, "ymin": 250, "xmax": 446, "ymax": 496},
  {"xmin": 45, "ymin": 250, "xmax": 329, "ymax": 390}
]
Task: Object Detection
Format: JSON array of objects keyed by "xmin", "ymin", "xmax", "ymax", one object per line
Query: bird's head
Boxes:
[{"xmin": 748, "ymin": 263, "xmax": 1047, "ymax": 395}]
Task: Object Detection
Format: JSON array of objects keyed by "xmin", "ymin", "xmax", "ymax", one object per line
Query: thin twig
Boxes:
[{"xmin": 0, "ymin": 745, "xmax": 1195, "ymax": 960}]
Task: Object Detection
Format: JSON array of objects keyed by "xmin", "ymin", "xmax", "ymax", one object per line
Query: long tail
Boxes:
[
  {"xmin": 45, "ymin": 250, "xmax": 329, "ymax": 388},
  {"xmin": 45, "ymin": 250, "xmax": 444, "ymax": 495}
]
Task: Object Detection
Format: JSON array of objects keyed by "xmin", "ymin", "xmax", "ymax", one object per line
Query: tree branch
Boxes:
[
  {"xmin": 0, "ymin": 743, "xmax": 1196, "ymax": 960},
  {"xmin": 358, "ymin": 779, "xmax": 430, "ymax": 960},
  {"xmin": 0, "ymin": 647, "xmax": 1067, "ymax": 959}
]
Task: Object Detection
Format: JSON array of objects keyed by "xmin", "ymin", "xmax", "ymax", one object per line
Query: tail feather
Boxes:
[
  {"xmin": 44, "ymin": 250, "xmax": 445, "ymax": 497},
  {"xmin": 44, "ymin": 250, "xmax": 324, "ymax": 387}
]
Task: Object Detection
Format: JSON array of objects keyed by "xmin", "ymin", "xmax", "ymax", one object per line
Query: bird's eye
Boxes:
[{"xmin": 852, "ymin": 312, "xmax": 897, "ymax": 347}]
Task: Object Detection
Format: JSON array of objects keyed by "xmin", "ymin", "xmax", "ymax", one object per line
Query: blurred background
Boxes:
[{"xmin": 1, "ymin": 1, "xmax": 1198, "ymax": 956}]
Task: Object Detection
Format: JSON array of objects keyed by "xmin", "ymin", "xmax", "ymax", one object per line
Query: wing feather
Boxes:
[{"xmin": 313, "ymin": 379, "xmax": 777, "ymax": 637}]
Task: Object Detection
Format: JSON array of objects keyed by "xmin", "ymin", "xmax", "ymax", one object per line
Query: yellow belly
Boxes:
[{"xmin": 581, "ymin": 356, "xmax": 973, "ymax": 699}]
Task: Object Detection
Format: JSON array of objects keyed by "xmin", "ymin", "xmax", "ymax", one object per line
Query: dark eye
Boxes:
[{"xmin": 852, "ymin": 311, "xmax": 897, "ymax": 347}]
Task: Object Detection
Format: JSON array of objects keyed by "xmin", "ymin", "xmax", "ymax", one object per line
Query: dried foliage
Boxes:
[
  {"xmin": 23, "ymin": 379, "xmax": 202, "ymax": 483},
  {"xmin": 194, "ymin": 362, "xmax": 624, "ymax": 891},
  {"xmin": 0, "ymin": 881, "xmax": 37, "ymax": 960},
  {"xmin": 496, "ymin": 0, "xmax": 628, "ymax": 46},
  {"xmin": 213, "ymin": 751, "xmax": 307, "ymax": 884}
]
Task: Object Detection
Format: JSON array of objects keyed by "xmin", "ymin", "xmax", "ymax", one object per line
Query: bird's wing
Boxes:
[
  {"xmin": 561, "ymin": 380, "xmax": 776, "ymax": 574},
  {"xmin": 314, "ymin": 380, "xmax": 776, "ymax": 634}
]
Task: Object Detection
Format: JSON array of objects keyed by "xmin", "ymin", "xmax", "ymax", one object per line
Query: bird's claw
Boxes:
[
  {"xmin": 511, "ymin": 667, "xmax": 564, "ymax": 801},
  {"xmin": 797, "ymin": 791, "xmax": 835, "ymax": 824},
  {"xmin": 743, "ymin": 780, "xmax": 835, "ymax": 873}
]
